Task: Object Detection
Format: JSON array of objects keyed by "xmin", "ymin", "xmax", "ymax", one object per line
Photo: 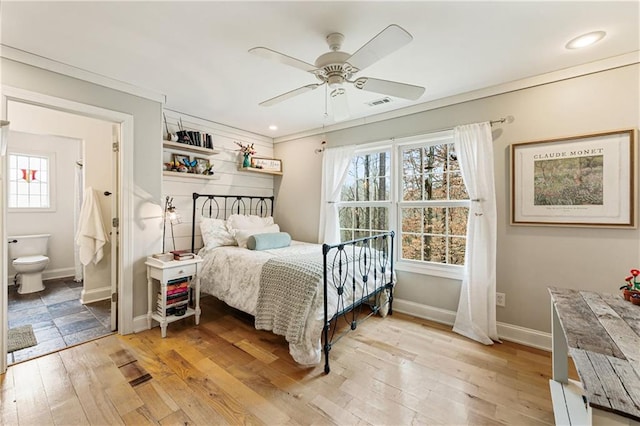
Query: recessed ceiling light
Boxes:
[
  {"xmin": 565, "ymin": 31, "xmax": 606, "ymax": 49},
  {"xmin": 269, "ymin": 125, "xmax": 278, "ymax": 131}
]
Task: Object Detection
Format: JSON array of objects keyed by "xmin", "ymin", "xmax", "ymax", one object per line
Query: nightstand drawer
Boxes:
[{"xmin": 148, "ymin": 263, "xmax": 197, "ymax": 282}]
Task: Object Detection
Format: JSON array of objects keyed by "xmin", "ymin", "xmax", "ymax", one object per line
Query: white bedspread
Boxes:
[{"xmin": 198, "ymin": 241, "xmax": 391, "ymax": 365}]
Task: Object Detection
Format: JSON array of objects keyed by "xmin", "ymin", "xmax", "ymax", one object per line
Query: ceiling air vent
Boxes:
[{"xmin": 366, "ymin": 97, "xmax": 392, "ymax": 107}]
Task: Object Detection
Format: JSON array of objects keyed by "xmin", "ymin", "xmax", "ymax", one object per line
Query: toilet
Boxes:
[{"xmin": 8, "ymin": 234, "xmax": 50, "ymax": 294}]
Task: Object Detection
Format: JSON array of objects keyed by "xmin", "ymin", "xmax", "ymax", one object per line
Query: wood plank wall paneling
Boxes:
[
  {"xmin": 3, "ymin": 296, "xmax": 568, "ymax": 426},
  {"xmin": 162, "ymin": 109, "xmax": 276, "ymax": 252}
]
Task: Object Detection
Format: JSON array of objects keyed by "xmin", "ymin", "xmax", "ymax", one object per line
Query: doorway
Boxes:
[
  {"xmin": 1, "ymin": 86, "xmax": 134, "ymax": 374},
  {"xmin": 5, "ymin": 117, "xmax": 116, "ymax": 364}
]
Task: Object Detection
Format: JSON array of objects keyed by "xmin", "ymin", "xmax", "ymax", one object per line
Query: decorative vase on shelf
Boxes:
[{"xmin": 243, "ymin": 154, "xmax": 251, "ymax": 168}]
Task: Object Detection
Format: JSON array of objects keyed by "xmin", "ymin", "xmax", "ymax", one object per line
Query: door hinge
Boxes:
[
  {"xmin": 111, "ymin": 292, "xmax": 118, "ymax": 303},
  {"xmin": 112, "ymin": 217, "xmax": 119, "ymax": 228},
  {"xmin": 112, "ymin": 142, "xmax": 119, "ymax": 152}
]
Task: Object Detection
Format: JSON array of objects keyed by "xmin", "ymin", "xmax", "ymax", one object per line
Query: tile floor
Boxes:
[{"xmin": 7, "ymin": 277, "xmax": 112, "ymax": 365}]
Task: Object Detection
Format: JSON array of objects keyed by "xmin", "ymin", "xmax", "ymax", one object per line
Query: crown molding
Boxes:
[{"xmin": 1, "ymin": 44, "xmax": 166, "ymax": 104}]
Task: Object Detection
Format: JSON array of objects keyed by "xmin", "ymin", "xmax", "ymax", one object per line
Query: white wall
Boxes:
[
  {"xmin": 7, "ymin": 102, "xmax": 114, "ymax": 302},
  {"xmin": 161, "ymin": 109, "xmax": 276, "ymax": 252},
  {"xmin": 274, "ymin": 63, "xmax": 640, "ymax": 336},
  {"xmin": 2, "ymin": 57, "xmax": 163, "ymax": 322},
  {"xmin": 6, "ymin": 131, "xmax": 79, "ymax": 280}
]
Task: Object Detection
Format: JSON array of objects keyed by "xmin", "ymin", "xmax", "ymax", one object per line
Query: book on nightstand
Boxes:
[{"xmin": 170, "ymin": 250, "xmax": 195, "ymax": 261}]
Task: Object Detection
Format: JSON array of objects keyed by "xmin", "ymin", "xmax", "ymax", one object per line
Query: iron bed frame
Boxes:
[{"xmin": 190, "ymin": 193, "xmax": 395, "ymax": 373}]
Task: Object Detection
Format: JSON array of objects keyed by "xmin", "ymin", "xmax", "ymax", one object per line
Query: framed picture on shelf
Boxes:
[
  {"xmin": 172, "ymin": 154, "xmax": 190, "ymax": 168},
  {"xmin": 510, "ymin": 128, "xmax": 636, "ymax": 228},
  {"xmin": 251, "ymin": 157, "xmax": 283, "ymax": 172},
  {"xmin": 194, "ymin": 158, "xmax": 210, "ymax": 174}
]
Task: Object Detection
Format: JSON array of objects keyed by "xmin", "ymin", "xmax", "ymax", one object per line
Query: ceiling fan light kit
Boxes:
[{"xmin": 249, "ymin": 24, "xmax": 426, "ymax": 120}]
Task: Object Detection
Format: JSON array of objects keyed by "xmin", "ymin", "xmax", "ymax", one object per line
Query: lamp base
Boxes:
[{"xmin": 152, "ymin": 253, "xmax": 174, "ymax": 262}]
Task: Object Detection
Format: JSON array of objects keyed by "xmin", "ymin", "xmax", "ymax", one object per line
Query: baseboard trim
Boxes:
[
  {"xmin": 133, "ymin": 314, "xmax": 153, "ymax": 333},
  {"xmin": 80, "ymin": 286, "xmax": 110, "ymax": 304},
  {"xmin": 393, "ymin": 298, "xmax": 551, "ymax": 352}
]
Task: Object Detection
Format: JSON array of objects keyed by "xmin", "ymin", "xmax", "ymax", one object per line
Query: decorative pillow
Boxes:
[
  {"xmin": 234, "ymin": 224, "xmax": 280, "ymax": 248},
  {"xmin": 200, "ymin": 217, "xmax": 236, "ymax": 248},
  {"xmin": 227, "ymin": 214, "xmax": 274, "ymax": 231},
  {"xmin": 247, "ymin": 232, "xmax": 291, "ymax": 251}
]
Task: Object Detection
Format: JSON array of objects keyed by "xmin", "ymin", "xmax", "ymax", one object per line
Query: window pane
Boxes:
[
  {"xmin": 447, "ymin": 144, "xmax": 460, "ymax": 171},
  {"xmin": 448, "ymin": 237, "xmax": 466, "ymax": 265},
  {"xmin": 403, "ymin": 175, "xmax": 422, "ymax": 201},
  {"xmin": 403, "ymin": 148, "xmax": 422, "ymax": 175},
  {"xmin": 423, "ymin": 235, "xmax": 446, "ymax": 262},
  {"xmin": 339, "ymin": 207, "xmax": 353, "ymax": 229},
  {"xmin": 372, "ymin": 207, "xmax": 388, "ymax": 231},
  {"xmin": 340, "ymin": 230, "xmax": 353, "ymax": 242},
  {"xmin": 425, "ymin": 172, "xmax": 446, "ymax": 200},
  {"xmin": 8, "ymin": 153, "xmax": 51, "ymax": 209},
  {"xmin": 402, "ymin": 234, "xmax": 421, "ymax": 260},
  {"xmin": 448, "ymin": 207, "xmax": 469, "ymax": 236},
  {"xmin": 354, "ymin": 230, "xmax": 371, "ymax": 240},
  {"xmin": 355, "ymin": 207, "xmax": 370, "ymax": 229},
  {"xmin": 449, "ymin": 172, "xmax": 468, "ymax": 199},
  {"xmin": 424, "ymin": 145, "xmax": 446, "ymax": 173},
  {"xmin": 402, "ymin": 208, "xmax": 421, "ymax": 233},
  {"xmin": 424, "ymin": 207, "xmax": 446, "ymax": 235}
]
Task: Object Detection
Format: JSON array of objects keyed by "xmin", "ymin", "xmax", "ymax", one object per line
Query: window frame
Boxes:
[
  {"xmin": 337, "ymin": 144, "xmax": 394, "ymax": 243},
  {"xmin": 336, "ymin": 132, "xmax": 470, "ymax": 279},
  {"xmin": 7, "ymin": 150, "xmax": 57, "ymax": 213}
]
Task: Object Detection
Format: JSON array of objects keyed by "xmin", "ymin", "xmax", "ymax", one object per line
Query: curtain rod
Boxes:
[{"xmin": 314, "ymin": 115, "xmax": 514, "ymax": 153}]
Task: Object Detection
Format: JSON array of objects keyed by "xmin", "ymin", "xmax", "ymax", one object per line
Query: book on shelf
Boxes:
[{"xmin": 170, "ymin": 250, "xmax": 195, "ymax": 261}]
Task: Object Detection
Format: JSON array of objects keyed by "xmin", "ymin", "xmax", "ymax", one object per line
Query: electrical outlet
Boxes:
[{"xmin": 496, "ymin": 292, "xmax": 506, "ymax": 307}]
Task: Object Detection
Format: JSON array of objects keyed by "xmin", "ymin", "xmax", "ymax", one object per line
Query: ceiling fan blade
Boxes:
[
  {"xmin": 353, "ymin": 77, "xmax": 425, "ymax": 100},
  {"xmin": 346, "ymin": 24, "xmax": 413, "ymax": 72},
  {"xmin": 259, "ymin": 83, "xmax": 322, "ymax": 107},
  {"xmin": 249, "ymin": 47, "xmax": 318, "ymax": 73},
  {"xmin": 330, "ymin": 88, "xmax": 350, "ymax": 121}
]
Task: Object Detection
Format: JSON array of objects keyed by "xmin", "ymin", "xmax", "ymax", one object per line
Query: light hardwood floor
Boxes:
[{"xmin": 1, "ymin": 296, "xmax": 568, "ymax": 425}]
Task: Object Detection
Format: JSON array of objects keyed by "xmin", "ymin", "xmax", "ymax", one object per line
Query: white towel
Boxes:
[{"xmin": 76, "ymin": 187, "xmax": 109, "ymax": 266}]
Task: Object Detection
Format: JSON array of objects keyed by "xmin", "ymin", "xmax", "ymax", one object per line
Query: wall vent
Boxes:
[{"xmin": 366, "ymin": 97, "xmax": 392, "ymax": 107}]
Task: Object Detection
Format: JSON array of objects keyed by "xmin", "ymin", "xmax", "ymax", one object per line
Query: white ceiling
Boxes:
[{"xmin": 1, "ymin": 1, "xmax": 638, "ymax": 139}]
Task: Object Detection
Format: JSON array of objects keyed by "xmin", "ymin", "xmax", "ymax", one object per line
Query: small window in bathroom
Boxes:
[{"xmin": 8, "ymin": 152, "xmax": 54, "ymax": 210}]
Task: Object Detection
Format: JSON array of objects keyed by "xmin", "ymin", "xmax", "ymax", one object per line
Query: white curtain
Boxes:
[
  {"xmin": 318, "ymin": 145, "xmax": 356, "ymax": 244},
  {"xmin": 452, "ymin": 122, "xmax": 499, "ymax": 345}
]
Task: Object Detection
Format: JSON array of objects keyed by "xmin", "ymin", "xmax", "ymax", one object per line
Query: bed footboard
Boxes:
[{"xmin": 321, "ymin": 231, "xmax": 395, "ymax": 374}]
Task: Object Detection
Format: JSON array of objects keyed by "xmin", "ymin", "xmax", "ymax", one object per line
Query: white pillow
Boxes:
[
  {"xmin": 227, "ymin": 214, "xmax": 274, "ymax": 231},
  {"xmin": 234, "ymin": 224, "xmax": 280, "ymax": 248},
  {"xmin": 200, "ymin": 217, "xmax": 236, "ymax": 248}
]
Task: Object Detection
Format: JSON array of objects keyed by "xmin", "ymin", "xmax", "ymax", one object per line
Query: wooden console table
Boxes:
[{"xmin": 549, "ymin": 287, "xmax": 640, "ymax": 425}]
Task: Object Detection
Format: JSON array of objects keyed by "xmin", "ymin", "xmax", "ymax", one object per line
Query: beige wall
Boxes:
[
  {"xmin": 274, "ymin": 64, "xmax": 640, "ymax": 334},
  {"xmin": 2, "ymin": 58, "xmax": 163, "ymax": 321}
]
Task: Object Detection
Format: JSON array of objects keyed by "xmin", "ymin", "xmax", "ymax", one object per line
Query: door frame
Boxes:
[{"xmin": 0, "ymin": 86, "xmax": 134, "ymax": 373}]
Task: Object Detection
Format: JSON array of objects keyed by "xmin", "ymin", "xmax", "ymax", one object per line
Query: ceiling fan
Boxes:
[{"xmin": 249, "ymin": 24, "xmax": 425, "ymax": 121}]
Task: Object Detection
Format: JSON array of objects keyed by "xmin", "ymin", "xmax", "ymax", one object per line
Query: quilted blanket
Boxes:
[{"xmin": 255, "ymin": 253, "xmax": 324, "ymax": 344}]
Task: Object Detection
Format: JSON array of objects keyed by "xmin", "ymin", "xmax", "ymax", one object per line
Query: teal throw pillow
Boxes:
[{"xmin": 247, "ymin": 232, "xmax": 291, "ymax": 250}]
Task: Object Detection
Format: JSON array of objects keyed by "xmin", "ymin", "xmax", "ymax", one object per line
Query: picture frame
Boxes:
[
  {"xmin": 251, "ymin": 157, "xmax": 283, "ymax": 172},
  {"xmin": 194, "ymin": 157, "xmax": 210, "ymax": 174},
  {"xmin": 172, "ymin": 154, "xmax": 190, "ymax": 167},
  {"xmin": 510, "ymin": 129, "xmax": 636, "ymax": 228}
]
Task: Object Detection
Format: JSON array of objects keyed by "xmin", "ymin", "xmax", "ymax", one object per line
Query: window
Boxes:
[
  {"xmin": 339, "ymin": 150, "xmax": 391, "ymax": 242},
  {"xmin": 337, "ymin": 132, "xmax": 470, "ymax": 276},
  {"xmin": 8, "ymin": 152, "xmax": 52, "ymax": 210},
  {"xmin": 399, "ymin": 138, "xmax": 469, "ymax": 268}
]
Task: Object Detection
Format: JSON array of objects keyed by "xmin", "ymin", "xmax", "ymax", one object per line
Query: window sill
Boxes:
[{"xmin": 395, "ymin": 260, "xmax": 464, "ymax": 280}]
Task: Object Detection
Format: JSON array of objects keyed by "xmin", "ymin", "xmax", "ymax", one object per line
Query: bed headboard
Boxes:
[{"xmin": 191, "ymin": 193, "xmax": 275, "ymax": 252}]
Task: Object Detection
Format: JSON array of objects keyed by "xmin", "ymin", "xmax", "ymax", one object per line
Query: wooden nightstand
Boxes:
[{"xmin": 145, "ymin": 255, "xmax": 203, "ymax": 337}]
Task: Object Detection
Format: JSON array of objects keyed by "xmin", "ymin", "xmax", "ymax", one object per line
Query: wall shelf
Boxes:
[
  {"xmin": 238, "ymin": 166, "xmax": 283, "ymax": 176},
  {"xmin": 162, "ymin": 140, "xmax": 220, "ymax": 156},
  {"xmin": 163, "ymin": 171, "xmax": 220, "ymax": 180}
]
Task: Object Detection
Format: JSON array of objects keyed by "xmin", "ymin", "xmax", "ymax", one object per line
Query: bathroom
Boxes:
[{"xmin": 5, "ymin": 101, "xmax": 116, "ymax": 364}]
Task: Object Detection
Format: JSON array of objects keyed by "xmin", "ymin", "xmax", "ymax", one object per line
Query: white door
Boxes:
[{"xmin": 110, "ymin": 124, "xmax": 119, "ymax": 331}]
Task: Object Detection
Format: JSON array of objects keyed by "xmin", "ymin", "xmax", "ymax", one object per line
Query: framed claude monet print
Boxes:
[{"xmin": 511, "ymin": 129, "xmax": 636, "ymax": 228}]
